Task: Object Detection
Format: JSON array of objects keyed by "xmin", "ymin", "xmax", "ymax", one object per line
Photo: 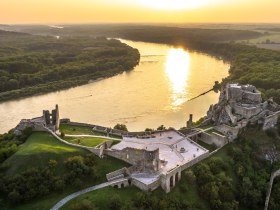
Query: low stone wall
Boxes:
[
  {"xmin": 110, "ymin": 178, "xmax": 129, "ymax": 189},
  {"xmin": 62, "ymin": 120, "xmax": 185, "ymax": 139},
  {"xmin": 199, "ymin": 132, "xmax": 214, "ymax": 145},
  {"xmin": 199, "ymin": 132, "xmax": 227, "ymax": 148},
  {"xmin": 233, "ymin": 104, "xmax": 261, "ymax": 119},
  {"xmin": 214, "ymin": 124, "xmax": 240, "ymax": 141},
  {"xmin": 181, "ymin": 152, "xmax": 210, "ymax": 171},
  {"xmin": 106, "ymin": 167, "xmax": 128, "ymax": 181},
  {"xmin": 132, "ymin": 178, "xmax": 160, "ymax": 192},
  {"xmin": 104, "ymin": 150, "xmax": 132, "ymax": 165},
  {"xmin": 212, "ymin": 132, "xmax": 228, "ymax": 147}
]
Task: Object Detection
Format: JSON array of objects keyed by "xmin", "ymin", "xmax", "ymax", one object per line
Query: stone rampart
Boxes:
[
  {"xmin": 181, "ymin": 152, "xmax": 210, "ymax": 171},
  {"xmin": 263, "ymin": 111, "xmax": 280, "ymax": 130},
  {"xmin": 132, "ymin": 178, "xmax": 160, "ymax": 191},
  {"xmin": 214, "ymin": 124, "xmax": 240, "ymax": 141},
  {"xmin": 233, "ymin": 104, "xmax": 261, "ymax": 119},
  {"xmin": 106, "ymin": 167, "xmax": 129, "ymax": 181}
]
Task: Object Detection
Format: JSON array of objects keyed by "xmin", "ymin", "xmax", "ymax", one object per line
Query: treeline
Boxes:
[
  {"xmin": 0, "ymin": 31, "xmax": 140, "ymax": 101},
  {"xmin": 10, "ymin": 25, "xmax": 261, "ymax": 43},
  {"xmin": 0, "ymin": 154, "xmax": 97, "ymax": 204},
  {"xmin": 0, "ymin": 128, "xmax": 32, "ymax": 164}
]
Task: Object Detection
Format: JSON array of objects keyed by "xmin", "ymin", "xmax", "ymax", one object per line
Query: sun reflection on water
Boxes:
[{"xmin": 165, "ymin": 48, "xmax": 190, "ymax": 108}]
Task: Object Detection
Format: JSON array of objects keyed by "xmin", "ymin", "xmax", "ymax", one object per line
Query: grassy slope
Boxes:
[
  {"xmin": 3, "ymin": 132, "xmax": 86, "ymax": 176},
  {"xmin": 0, "ymin": 132, "xmax": 130, "ymax": 210}
]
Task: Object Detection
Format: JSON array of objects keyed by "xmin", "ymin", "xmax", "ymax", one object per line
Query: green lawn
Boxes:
[
  {"xmin": 3, "ymin": 132, "xmax": 87, "ymax": 176},
  {"xmin": 64, "ymin": 136, "xmax": 111, "ymax": 147},
  {"xmin": 59, "ymin": 123, "xmax": 122, "ymax": 139},
  {"xmin": 59, "ymin": 124, "xmax": 97, "ymax": 135}
]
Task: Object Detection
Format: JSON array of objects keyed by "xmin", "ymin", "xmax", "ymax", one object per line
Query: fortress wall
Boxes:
[
  {"xmin": 181, "ymin": 152, "xmax": 210, "ymax": 171},
  {"xmin": 62, "ymin": 121, "xmax": 184, "ymax": 138},
  {"xmin": 199, "ymin": 132, "xmax": 215, "ymax": 145},
  {"xmin": 211, "ymin": 132, "xmax": 228, "ymax": 147},
  {"xmin": 214, "ymin": 124, "xmax": 240, "ymax": 141},
  {"xmin": 104, "ymin": 150, "xmax": 133, "ymax": 165},
  {"xmin": 199, "ymin": 132, "xmax": 227, "ymax": 148},
  {"xmin": 263, "ymin": 111, "xmax": 280, "ymax": 130},
  {"xmin": 110, "ymin": 179, "xmax": 129, "ymax": 189},
  {"xmin": 242, "ymin": 91, "xmax": 262, "ymax": 103},
  {"xmin": 106, "ymin": 167, "xmax": 128, "ymax": 181},
  {"xmin": 131, "ymin": 177, "xmax": 161, "ymax": 192},
  {"xmin": 233, "ymin": 105, "xmax": 261, "ymax": 118}
]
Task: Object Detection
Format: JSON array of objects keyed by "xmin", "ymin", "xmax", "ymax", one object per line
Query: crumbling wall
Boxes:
[
  {"xmin": 233, "ymin": 105, "xmax": 261, "ymax": 119},
  {"xmin": 263, "ymin": 111, "xmax": 280, "ymax": 130},
  {"xmin": 106, "ymin": 167, "xmax": 128, "ymax": 181},
  {"xmin": 104, "ymin": 148, "xmax": 160, "ymax": 172},
  {"xmin": 214, "ymin": 124, "xmax": 240, "ymax": 141},
  {"xmin": 199, "ymin": 132, "xmax": 225, "ymax": 147},
  {"xmin": 132, "ymin": 178, "xmax": 160, "ymax": 191}
]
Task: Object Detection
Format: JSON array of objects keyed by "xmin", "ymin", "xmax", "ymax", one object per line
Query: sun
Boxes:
[{"xmin": 136, "ymin": 0, "xmax": 217, "ymax": 10}]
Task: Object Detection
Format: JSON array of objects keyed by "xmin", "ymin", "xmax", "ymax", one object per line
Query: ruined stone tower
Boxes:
[{"xmin": 43, "ymin": 104, "xmax": 60, "ymax": 131}]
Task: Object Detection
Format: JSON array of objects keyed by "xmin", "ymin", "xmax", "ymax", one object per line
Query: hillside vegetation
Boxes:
[{"xmin": 0, "ymin": 132, "xmax": 129, "ymax": 210}]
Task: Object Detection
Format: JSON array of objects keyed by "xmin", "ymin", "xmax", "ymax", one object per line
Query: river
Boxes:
[{"xmin": 0, "ymin": 39, "xmax": 229, "ymax": 133}]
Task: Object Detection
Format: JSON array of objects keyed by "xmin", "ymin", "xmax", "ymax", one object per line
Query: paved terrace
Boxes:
[{"xmin": 111, "ymin": 130, "xmax": 208, "ymax": 174}]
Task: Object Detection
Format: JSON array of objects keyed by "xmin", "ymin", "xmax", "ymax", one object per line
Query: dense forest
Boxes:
[{"xmin": 0, "ymin": 30, "xmax": 140, "ymax": 101}]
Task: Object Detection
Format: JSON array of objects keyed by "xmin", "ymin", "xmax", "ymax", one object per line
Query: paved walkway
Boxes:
[
  {"xmin": 264, "ymin": 169, "xmax": 280, "ymax": 210},
  {"xmin": 50, "ymin": 182, "xmax": 111, "ymax": 210}
]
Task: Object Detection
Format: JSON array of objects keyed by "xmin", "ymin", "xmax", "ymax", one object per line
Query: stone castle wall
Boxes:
[
  {"xmin": 263, "ymin": 111, "xmax": 280, "ymax": 130},
  {"xmin": 200, "ymin": 132, "xmax": 227, "ymax": 148},
  {"xmin": 132, "ymin": 178, "xmax": 161, "ymax": 192},
  {"xmin": 104, "ymin": 148, "xmax": 160, "ymax": 172},
  {"xmin": 233, "ymin": 104, "xmax": 261, "ymax": 119},
  {"xmin": 214, "ymin": 124, "xmax": 240, "ymax": 141}
]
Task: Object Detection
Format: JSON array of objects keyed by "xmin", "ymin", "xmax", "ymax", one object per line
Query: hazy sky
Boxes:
[{"xmin": 0, "ymin": 0, "xmax": 279, "ymax": 24}]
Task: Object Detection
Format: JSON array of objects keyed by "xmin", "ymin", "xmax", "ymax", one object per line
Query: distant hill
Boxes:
[{"xmin": 3, "ymin": 24, "xmax": 261, "ymax": 42}]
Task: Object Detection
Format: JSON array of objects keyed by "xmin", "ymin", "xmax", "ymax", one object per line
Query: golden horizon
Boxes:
[{"xmin": 0, "ymin": 0, "xmax": 280, "ymax": 24}]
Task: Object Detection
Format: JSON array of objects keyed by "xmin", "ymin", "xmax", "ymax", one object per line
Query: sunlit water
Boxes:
[{"xmin": 0, "ymin": 39, "xmax": 229, "ymax": 133}]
